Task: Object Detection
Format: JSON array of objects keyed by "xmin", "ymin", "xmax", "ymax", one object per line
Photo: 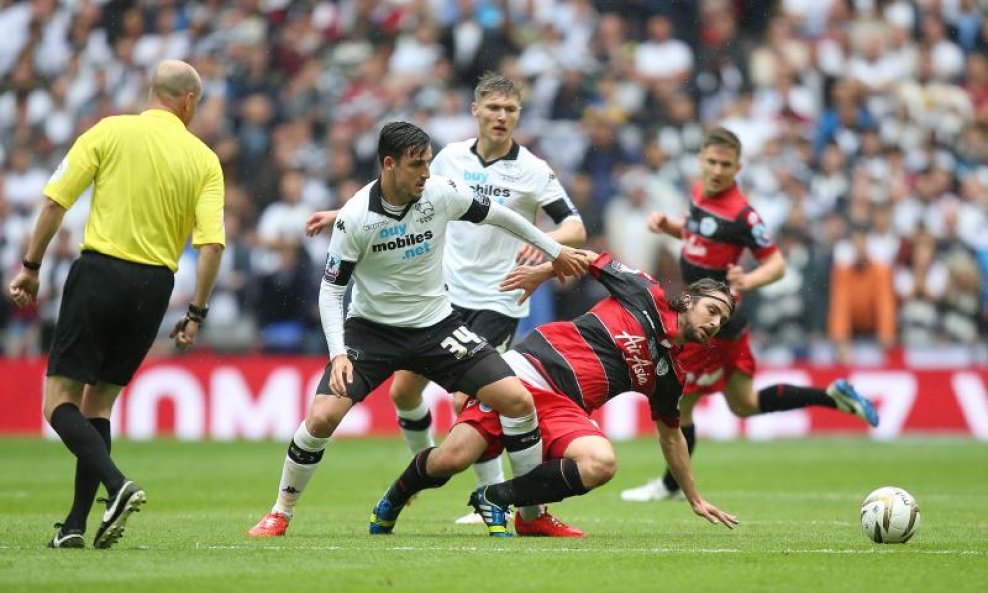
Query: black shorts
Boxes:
[
  {"xmin": 317, "ymin": 311, "xmax": 515, "ymax": 403},
  {"xmin": 48, "ymin": 251, "xmax": 174, "ymax": 386},
  {"xmin": 452, "ymin": 305, "xmax": 519, "ymax": 353}
]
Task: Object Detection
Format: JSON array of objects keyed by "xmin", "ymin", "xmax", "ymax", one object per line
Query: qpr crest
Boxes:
[{"xmin": 699, "ymin": 217, "xmax": 718, "ymax": 236}]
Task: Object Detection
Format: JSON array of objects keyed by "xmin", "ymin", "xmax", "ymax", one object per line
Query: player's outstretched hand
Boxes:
[
  {"xmin": 305, "ymin": 210, "xmax": 338, "ymax": 237},
  {"xmin": 500, "ymin": 264, "xmax": 552, "ymax": 304},
  {"xmin": 8, "ymin": 269, "xmax": 40, "ymax": 308},
  {"xmin": 551, "ymin": 246, "xmax": 590, "ymax": 280},
  {"xmin": 169, "ymin": 316, "xmax": 200, "ymax": 350},
  {"xmin": 647, "ymin": 211, "xmax": 668, "ymax": 234},
  {"xmin": 329, "ymin": 354, "xmax": 353, "ymax": 397},
  {"xmin": 690, "ymin": 498, "xmax": 740, "ymax": 530},
  {"xmin": 515, "ymin": 243, "xmax": 546, "ymax": 266}
]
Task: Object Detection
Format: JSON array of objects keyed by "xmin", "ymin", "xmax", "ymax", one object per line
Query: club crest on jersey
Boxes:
[
  {"xmin": 655, "ymin": 356, "xmax": 670, "ymax": 376},
  {"xmin": 324, "ymin": 252, "xmax": 342, "ymax": 282},
  {"xmin": 699, "ymin": 217, "xmax": 718, "ymax": 236},
  {"xmin": 413, "ymin": 199, "xmax": 435, "ymax": 223}
]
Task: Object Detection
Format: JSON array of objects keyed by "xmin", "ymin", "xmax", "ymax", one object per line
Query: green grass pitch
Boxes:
[{"xmin": 1, "ymin": 436, "xmax": 985, "ymax": 593}]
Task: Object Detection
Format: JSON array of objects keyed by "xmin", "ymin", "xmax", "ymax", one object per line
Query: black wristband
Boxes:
[
  {"xmin": 22, "ymin": 259, "xmax": 41, "ymax": 271},
  {"xmin": 188, "ymin": 303, "xmax": 209, "ymax": 319}
]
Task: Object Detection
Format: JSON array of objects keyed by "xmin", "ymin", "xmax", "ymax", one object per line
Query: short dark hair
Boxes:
[
  {"xmin": 474, "ymin": 71, "xmax": 522, "ymax": 102},
  {"xmin": 378, "ymin": 121, "xmax": 432, "ymax": 166},
  {"xmin": 702, "ymin": 126, "xmax": 742, "ymax": 158},
  {"xmin": 669, "ymin": 278, "xmax": 735, "ymax": 315}
]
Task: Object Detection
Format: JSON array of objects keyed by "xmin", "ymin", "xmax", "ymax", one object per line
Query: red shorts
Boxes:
[
  {"xmin": 679, "ymin": 330, "xmax": 756, "ymax": 395},
  {"xmin": 456, "ymin": 380, "xmax": 605, "ymax": 461}
]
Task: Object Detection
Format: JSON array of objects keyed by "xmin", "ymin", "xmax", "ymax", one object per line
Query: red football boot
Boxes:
[
  {"xmin": 514, "ymin": 509, "xmax": 586, "ymax": 538},
  {"xmin": 247, "ymin": 512, "xmax": 290, "ymax": 537}
]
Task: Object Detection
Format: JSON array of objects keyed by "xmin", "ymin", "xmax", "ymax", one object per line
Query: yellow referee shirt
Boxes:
[{"xmin": 43, "ymin": 109, "xmax": 225, "ymax": 272}]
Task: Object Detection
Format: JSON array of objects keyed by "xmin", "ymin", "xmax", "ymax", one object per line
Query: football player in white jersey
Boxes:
[
  {"xmin": 303, "ymin": 74, "xmax": 588, "ymax": 536},
  {"xmin": 248, "ymin": 122, "xmax": 590, "ymax": 538}
]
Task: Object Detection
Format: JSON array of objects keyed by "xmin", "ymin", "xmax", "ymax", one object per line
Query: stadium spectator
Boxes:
[
  {"xmin": 6, "ymin": 60, "xmax": 225, "ymax": 549},
  {"xmin": 368, "ymin": 253, "xmax": 739, "ymax": 537},
  {"xmin": 829, "ymin": 224, "xmax": 898, "ymax": 362}
]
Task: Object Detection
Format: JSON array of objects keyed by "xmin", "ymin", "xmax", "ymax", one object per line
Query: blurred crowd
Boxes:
[{"xmin": 1, "ymin": 0, "xmax": 986, "ymax": 364}]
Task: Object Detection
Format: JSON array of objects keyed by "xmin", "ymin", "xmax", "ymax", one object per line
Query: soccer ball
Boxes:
[{"xmin": 859, "ymin": 486, "xmax": 921, "ymax": 544}]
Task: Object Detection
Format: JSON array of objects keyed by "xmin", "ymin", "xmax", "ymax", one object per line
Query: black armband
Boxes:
[{"xmin": 22, "ymin": 258, "xmax": 41, "ymax": 271}]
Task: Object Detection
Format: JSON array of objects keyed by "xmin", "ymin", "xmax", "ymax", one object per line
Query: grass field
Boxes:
[{"xmin": 1, "ymin": 436, "xmax": 985, "ymax": 593}]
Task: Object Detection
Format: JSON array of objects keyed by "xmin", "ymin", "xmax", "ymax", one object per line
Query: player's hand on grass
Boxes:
[
  {"xmin": 690, "ymin": 498, "xmax": 739, "ymax": 530},
  {"xmin": 329, "ymin": 354, "xmax": 353, "ymax": 397},
  {"xmin": 170, "ymin": 316, "xmax": 200, "ymax": 350},
  {"xmin": 8, "ymin": 268, "xmax": 40, "ymax": 308},
  {"xmin": 305, "ymin": 210, "xmax": 338, "ymax": 237}
]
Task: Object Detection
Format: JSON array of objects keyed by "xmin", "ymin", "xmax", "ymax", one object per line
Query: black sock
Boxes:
[
  {"xmin": 484, "ymin": 458, "xmax": 587, "ymax": 508},
  {"xmin": 757, "ymin": 384, "xmax": 837, "ymax": 413},
  {"xmin": 385, "ymin": 447, "xmax": 450, "ymax": 507},
  {"xmin": 49, "ymin": 404, "xmax": 125, "ymax": 496},
  {"xmin": 662, "ymin": 424, "xmax": 696, "ymax": 492},
  {"xmin": 62, "ymin": 417, "xmax": 112, "ymax": 531}
]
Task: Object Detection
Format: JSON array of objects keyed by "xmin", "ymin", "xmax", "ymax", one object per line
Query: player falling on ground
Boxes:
[
  {"xmin": 620, "ymin": 126, "xmax": 879, "ymax": 503},
  {"xmin": 247, "ymin": 122, "xmax": 589, "ymax": 538},
  {"xmin": 367, "ymin": 251, "xmax": 739, "ymax": 537},
  {"xmin": 300, "ymin": 72, "xmax": 587, "ymax": 534}
]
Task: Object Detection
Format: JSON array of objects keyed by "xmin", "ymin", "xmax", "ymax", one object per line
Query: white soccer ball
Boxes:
[{"xmin": 860, "ymin": 486, "xmax": 921, "ymax": 544}]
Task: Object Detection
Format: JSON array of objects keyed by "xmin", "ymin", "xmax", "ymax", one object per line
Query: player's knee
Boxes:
[
  {"xmin": 306, "ymin": 400, "xmax": 344, "ymax": 437},
  {"xmin": 478, "ymin": 379, "xmax": 535, "ymax": 418},
  {"xmin": 576, "ymin": 450, "xmax": 618, "ymax": 490},
  {"xmin": 390, "ymin": 383, "xmax": 423, "ymax": 410},
  {"xmin": 427, "ymin": 445, "xmax": 473, "ymax": 476},
  {"xmin": 728, "ymin": 398, "xmax": 759, "ymax": 417}
]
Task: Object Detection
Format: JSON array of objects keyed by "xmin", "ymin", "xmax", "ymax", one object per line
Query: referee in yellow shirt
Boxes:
[{"xmin": 8, "ymin": 60, "xmax": 225, "ymax": 550}]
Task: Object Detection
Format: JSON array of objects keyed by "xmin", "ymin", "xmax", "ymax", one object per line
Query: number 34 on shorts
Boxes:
[{"xmin": 440, "ymin": 326, "xmax": 487, "ymax": 359}]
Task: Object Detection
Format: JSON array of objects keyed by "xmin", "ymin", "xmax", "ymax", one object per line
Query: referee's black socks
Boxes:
[
  {"xmin": 49, "ymin": 403, "xmax": 125, "ymax": 497},
  {"xmin": 63, "ymin": 417, "xmax": 112, "ymax": 531}
]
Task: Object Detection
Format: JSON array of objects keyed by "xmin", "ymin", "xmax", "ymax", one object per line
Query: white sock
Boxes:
[
  {"xmin": 517, "ymin": 505, "xmax": 542, "ymax": 520},
  {"xmin": 395, "ymin": 397, "xmax": 434, "ymax": 453},
  {"xmin": 499, "ymin": 411, "xmax": 543, "ymax": 482},
  {"xmin": 273, "ymin": 421, "xmax": 330, "ymax": 517},
  {"xmin": 473, "ymin": 456, "xmax": 506, "ymax": 486}
]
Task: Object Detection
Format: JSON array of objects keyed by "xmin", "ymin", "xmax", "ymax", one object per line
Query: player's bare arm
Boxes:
[
  {"xmin": 516, "ymin": 218, "xmax": 587, "ymax": 265},
  {"xmin": 306, "ymin": 210, "xmax": 340, "ymax": 237},
  {"xmin": 726, "ymin": 250, "xmax": 786, "ymax": 293},
  {"xmin": 501, "ymin": 250, "xmax": 599, "ymax": 303},
  {"xmin": 646, "ymin": 211, "xmax": 685, "ymax": 238},
  {"xmin": 657, "ymin": 420, "xmax": 739, "ymax": 529}
]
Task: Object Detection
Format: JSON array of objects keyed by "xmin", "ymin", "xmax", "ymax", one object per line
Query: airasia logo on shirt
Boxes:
[{"xmin": 613, "ymin": 331, "xmax": 652, "ymax": 387}]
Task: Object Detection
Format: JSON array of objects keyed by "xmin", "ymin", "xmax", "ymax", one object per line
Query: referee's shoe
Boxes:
[{"xmin": 94, "ymin": 481, "xmax": 146, "ymax": 549}]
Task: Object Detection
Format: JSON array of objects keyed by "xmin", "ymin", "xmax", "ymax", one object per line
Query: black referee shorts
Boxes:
[
  {"xmin": 317, "ymin": 311, "xmax": 515, "ymax": 403},
  {"xmin": 47, "ymin": 251, "xmax": 174, "ymax": 386},
  {"xmin": 452, "ymin": 304, "xmax": 519, "ymax": 353}
]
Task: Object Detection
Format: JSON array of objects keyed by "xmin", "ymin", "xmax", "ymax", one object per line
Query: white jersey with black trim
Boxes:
[
  {"xmin": 324, "ymin": 175, "xmax": 480, "ymax": 328},
  {"xmin": 433, "ymin": 138, "xmax": 581, "ymax": 318}
]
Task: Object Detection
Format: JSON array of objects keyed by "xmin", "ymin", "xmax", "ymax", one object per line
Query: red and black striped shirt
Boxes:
[{"xmin": 513, "ymin": 253, "xmax": 684, "ymax": 427}]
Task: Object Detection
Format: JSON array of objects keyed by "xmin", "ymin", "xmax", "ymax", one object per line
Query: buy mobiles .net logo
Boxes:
[{"xmin": 371, "ymin": 223, "xmax": 434, "ymax": 260}]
